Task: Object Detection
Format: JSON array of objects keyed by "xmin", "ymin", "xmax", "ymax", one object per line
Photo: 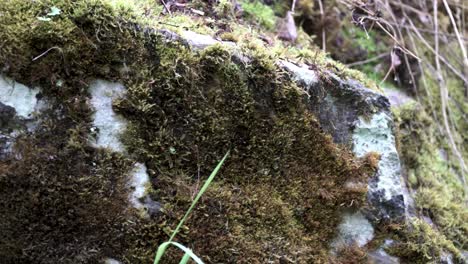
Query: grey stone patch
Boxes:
[
  {"xmin": 367, "ymin": 239, "xmax": 400, "ymax": 264},
  {"xmin": 180, "ymin": 31, "xmax": 235, "ymax": 50},
  {"xmin": 0, "ymin": 102, "xmax": 16, "ymax": 129},
  {"xmin": 278, "ymin": 11, "xmax": 298, "ymax": 42},
  {"xmin": 332, "ymin": 211, "xmax": 374, "ymax": 249},
  {"xmin": 89, "ymin": 80, "xmax": 158, "ymax": 214},
  {"xmin": 317, "ymin": 76, "xmax": 389, "ymax": 145},
  {"xmin": 279, "ymin": 60, "xmax": 318, "ymax": 95},
  {"xmin": 383, "ymin": 87, "xmax": 412, "ymax": 108},
  {"xmin": 89, "ymin": 80, "xmax": 128, "ymax": 152},
  {"xmin": 368, "ymin": 248, "xmax": 400, "ymax": 264},
  {"xmin": 0, "ymin": 75, "xmax": 41, "ymax": 118},
  {"xmin": 104, "ymin": 258, "xmax": 122, "ymax": 264},
  {"xmin": 129, "ymin": 162, "xmax": 150, "ymax": 210},
  {"xmin": 440, "ymin": 252, "xmax": 454, "ymax": 264},
  {"xmin": 181, "ymin": 30, "xmax": 218, "ymax": 49},
  {"xmin": 0, "ymin": 76, "xmax": 45, "ymax": 159},
  {"xmin": 143, "ymin": 196, "xmax": 162, "ymax": 217},
  {"xmin": 353, "ymin": 112, "xmax": 407, "ymax": 222}
]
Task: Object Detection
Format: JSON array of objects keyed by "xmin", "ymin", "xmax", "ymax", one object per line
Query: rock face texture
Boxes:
[
  {"xmin": 0, "ymin": 75, "xmax": 40, "ymax": 119},
  {"xmin": 89, "ymin": 80, "xmax": 152, "ymax": 212},
  {"xmin": 353, "ymin": 112, "xmax": 406, "ymax": 223},
  {"xmin": 0, "ymin": 1, "xmax": 430, "ymax": 262},
  {"xmin": 0, "ymin": 75, "xmax": 43, "ymax": 159},
  {"xmin": 280, "ymin": 58, "xmax": 408, "ymax": 223},
  {"xmin": 0, "ymin": 28, "xmax": 407, "ymax": 262}
]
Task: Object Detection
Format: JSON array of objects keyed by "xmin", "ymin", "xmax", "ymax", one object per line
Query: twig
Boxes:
[
  {"xmin": 317, "ymin": 0, "xmax": 326, "ymax": 52},
  {"xmin": 407, "ymin": 18, "xmax": 468, "ymax": 84},
  {"xmin": 32, "ymin": 46, "xmax": 62, "ymax": 61},
  {"xmin": 347, "ymin": 52, "xmax": 390, "ymax": 67},
  {"xmin": 433, "ymin": 0, "xmax": 467, "ymax": 184},
  {"xmin": 160, "ymin": 0, "xmax": 172, "ymax": 15},
  {"xmin": 442, "ymin": 0, "xmax": 468, "ymax": 99}
]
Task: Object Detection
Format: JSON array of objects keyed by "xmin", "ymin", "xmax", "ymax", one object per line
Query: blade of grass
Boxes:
[
  {"xmin": 153, "ymin": 151, "xmax": 230, "ymax": 264},
  {"xmin": 179, "ymin": 252, "xmax": 191, "ymax": 264},
  {"xmin": 168, "ymin": 151, "xmax": 230, "ymax": 242},
  {"xmin": 154, "ymin": 241, "xmax": 204, "ymax": 264}
]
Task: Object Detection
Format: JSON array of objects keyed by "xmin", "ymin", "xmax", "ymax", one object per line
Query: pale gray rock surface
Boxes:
[
  {"xmin": 332, "ymin": 211, "xmax": 374, "ymax": 248},
  {"xmin": 0, "ymin": 75, "xmax": 40, "ymax": 118},
  {"xmin": 0, "ymin": 75, "xmax": 43, "ymax": 158},
  {"xmin": 353, "ymin": 112, "xmax": 407, "ymax": 222},
  {"xmin": 89, "ymin": 80, "xmax": 153, "ymax": 211}
]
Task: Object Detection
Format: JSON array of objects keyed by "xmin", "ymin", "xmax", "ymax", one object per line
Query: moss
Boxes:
[
  {"xmin": 0, "ymin": 0, "xmax": 380, "ymax": 263},
  {"xmin": 0, "ymin": 0, "xmax": 161, "ymax": 262},
  {"xmin": 330, "ymin": 244, "xmax": 368, "ymax": 264},
  {"xmin": 240, "ymin": 0, "xmax": 277, "ymax": 30},
  {"xmin": 386, "ymin": 218, "xmax": 463, "ymax": 263},
  {"xmin": 115, "ymin": 41, "xmax": 377, "ymax": 262},
  {"xmin": 393, "ymin": 102, "xmax": 467, "ymax": 251}
]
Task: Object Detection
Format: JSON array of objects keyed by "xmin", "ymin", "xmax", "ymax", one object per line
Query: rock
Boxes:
[
  {"xmin": 0, "ymin": 102, "xmax": 16, "ymax": 129},
  {"xmin": 368, "ymin": 248, "xmax": 400, "ymax": 264},
  {"xmin": 129, "ymin": 162, "xmax": 150, "ymax": 210},
  {"xmin": 89, "ymin": 80, "xmax": 128, "ymax": 152},
  {"xmin": 0, "ymin": 75, "xmax": 40, "ymax": 118},
  {"xmin": 0, "ymin": 75, "xmax": 44, "ymax": 159},
  {"xmin": 280, "ymin": 59, "xmax": 408, "ymax": 260},
  {"xmin": 331, "ymin": 211, "xmax": 374, "ymax": 248},
  {"xmin": 104, "ymin": 258, "xmax": 122, "ymax": 264},
  {"xmin": 280, "ymin": 63, "xmax": 408, "ymax": 223},
  {"xmin": 279, "ymin": 60, "xmax": 319, "ymax": 90},
  {"xmin": 278, "ymin": 11, "xmax": 298, "ymax": 42},
  {"xmin": 353, "ymin": 112, "xmax": 406, "ymax": 222},
  {"xmin": 383, "ymin": 87, "xmax": 412, "ymax": 108},
  {"xmin": 89, "ymin": 80, "xmax": 154, "ymax": 213},
  {"xmin": 181, "ymin": 31, "xmax": 235, "ymax": 50}
]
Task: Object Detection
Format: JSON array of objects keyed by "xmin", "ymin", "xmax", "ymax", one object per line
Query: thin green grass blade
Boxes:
[
  {"xmin": 153, "ymin": 152, "xmax": 229, "ymax": 264},
  {"xmin": 179, "ymin": 252, "xmax": 191, "ymax": 264},
  {"xmin": 168, "ymin": 151, "xmax": 230, "ymax": 242},
  {"xmin": 154, "ymin": 241, "xmax": 171, "ymax": 264},
  {"xmin": 154, "ymin": 241, "xmax": 204, "ymax": 264}
]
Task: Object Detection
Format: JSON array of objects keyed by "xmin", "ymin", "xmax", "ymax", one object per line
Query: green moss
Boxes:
[
  {"xmin": 240, "ymin": 0, "xmax": 276, "ymax": 30},
  {"xmin": 116, "ymin": 42, "xmax": 377, "ymax": 262},
  {"xmin": 0, "ymin": 0, "xmax": 161, "ymax": 262},
  {"xmin": 387, "ymin": 218, "xmax": 462, "ymax": 263},
  {"xmin": 0, "ymin": 0, "xmax": 380, "ymax": 263},
  {"xmin": 393, "ymin": 102, "xmax": 467, "ymax": 251}
]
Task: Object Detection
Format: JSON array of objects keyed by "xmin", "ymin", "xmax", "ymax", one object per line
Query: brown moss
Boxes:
[
  {"xmin": 330, "ymin": 243, "xmax": 368, "ymax": 264},
  {"xmin": 1, "ymin": 1, "xmax": 378, "ymax": 263},
  {"xmin": 115, "ymin": 43, "xmax": 377, "ymax": 262},
  {"xmin": 0, "ymin": 118, "xmax": 134, "ymax": 263},
  {"xmin": 0, "ymin": 0, "xmax": 156, "ymax": 263}
]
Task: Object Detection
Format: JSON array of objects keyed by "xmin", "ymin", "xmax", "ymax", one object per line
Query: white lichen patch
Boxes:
[
  {"xmin": 89, "ymin": 80, "xmax": 151, "ymax": 211},
  {"xmin": 89, "ymin": 80, "xmax": 128, "ymax": 152},
  {"xmin": 181, "ymin": 31, "xmax": 218, "ymax": 49},
  {"xmin": 383, "ymin": 87, "xmax": 412, "ymax": 108},
  {"xmin": 352, "ymin": 112, "xmax": 404, "ymax": 201},
  {"xmin": 280, "ymin": 60, "xmax": 318, "ymax": 89},
  {"xmin": 0, "ymin": 75, "xmax": 41, "ymax": 118},
  {"xmin": 332, "ymin": 211, "xmax": 374, "ymax": 248},
  {"xmin": 104, "ymin": 258, "xmax": 122, "ymax": 264},
  {"xmin": 129, "ymin": 162, "xmax": 150, "ymax": 209}
]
